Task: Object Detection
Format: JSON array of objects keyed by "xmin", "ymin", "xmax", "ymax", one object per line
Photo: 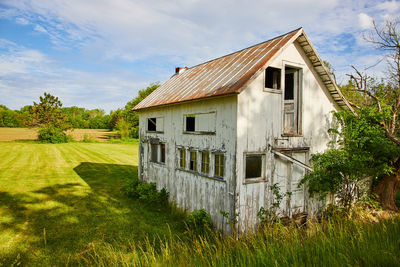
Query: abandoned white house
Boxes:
[{"xmin": 133, "ymin": 28, "xmax": 351, "ymax": 232}]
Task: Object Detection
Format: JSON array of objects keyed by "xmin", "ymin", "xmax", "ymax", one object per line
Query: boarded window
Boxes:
[
  {"xmin": 265, "ymin": 67, "xmax": 281, "ymax": 89},
  {"xmin": 148, "ymin": 118, "xmax": 157, "ymax": 131},
  {"xmin": 189, "ymin": 151, "xmax": 197, "ymax": 171},
  {"xmin": 160, "ymin": 143, "xmax": 165, "ymax": 163},
  {"xmin": 214, "ymin": 154, "xmax": 225, "ymax": 178},
  {"xmin": 245, "ymin": 154, "xmax": 263, "ymax": 179},
  {"xmin": 201, "ymin": 151, "xmax": 210, "ymax": 174},
  {"xmin": 179, "ymin": 148, "xmax": 186, "ymax": 168},
  {"xmin": 150, "ymin": 144, "xmax": 158, "ymax": 162}
]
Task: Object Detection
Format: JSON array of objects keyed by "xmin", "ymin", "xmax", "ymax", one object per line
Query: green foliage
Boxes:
[
  {"xmin": 301, "ymin": 108, "xmax": 400, "ymax": 207},
  {"xmin": 124, "ymin": 82, "xmax": 160, "ymax": 137},
  {"xmin": 185, "ymin": 209, "xmax": 213, "ymax": 234},
  {"xmin": 30, "ymin": 92, "xmax": 67, "ymax": 129},
  {"xmin": 258, "ymin": 183, "xmax": 292, "ymax": 224},
  {"xmin": 38, "ymin": 126, "xmax": 69, "ymax": 143},
  {"xmin": 115, "ymin": 118, "xmax": 131, "ymax": 138},
  {"xmin": 124, "ymin": 179, "xmax": 169, "ymax": 206}
]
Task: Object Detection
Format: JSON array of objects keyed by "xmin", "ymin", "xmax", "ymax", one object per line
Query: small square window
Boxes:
[
  {"xmin": 214, "ymin": 154, "xmax": 225, "ymax": 178},
  {"xmin": 245, "ymin": 154, "xmax": 263, "ymax": 179},
  {"xmin": 179, "ymin": 148, "xmax": 186, "ymax": 169},
  {"xmin": 201, "ymin": 151, "xmax": 210, "ymax": 174},
  {"xmin": 265, "ymin": 67, "xmax": 281, "ymax": 89},
  {"xmin": 148, "ymin": 118, "xmax": 157, "ymax": 131},
  {"xmin": 189, "ymin": 151, "xmax": 197, "ymax": 171}
]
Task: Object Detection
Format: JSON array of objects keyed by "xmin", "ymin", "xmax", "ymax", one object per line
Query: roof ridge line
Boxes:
[{"xmin": 186, "ymin": 27, "xmax": 303, "ymax": 70}]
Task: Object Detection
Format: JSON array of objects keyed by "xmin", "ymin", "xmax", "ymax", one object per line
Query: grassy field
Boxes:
[
  {"xmin": 1, "ymin": 140, "xmax": 399, "ymax": 266},
  {"xmin": 0, "ymin": 142, "xmax": 185, "ymax": 266},
  {"xmin": 0, "ymin": 128, "xmax": 118, "ymax": 142}
]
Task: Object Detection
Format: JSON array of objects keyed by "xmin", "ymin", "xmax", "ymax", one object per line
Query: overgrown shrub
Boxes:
[
  {"xmin": 38, "ymin": 126, "xmax": 68, "ymax": 143},
  {"xmin": 124, "ymin": 179, "xmax": 169, "ymax": 206},
  {"xmin": 185, "ymin": 209, "xmax": 213, "ymax": 235}
]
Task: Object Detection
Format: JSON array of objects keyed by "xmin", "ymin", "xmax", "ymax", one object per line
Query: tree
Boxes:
[
  {"xmin": 30, "ymin": 92, "xmax": 69, "ymax": 143},
  {"xmin": 124, "ymin": 82, "xmax": 160, "ymax": 137},
  {"xmin": 341, "ymin": 19, "xmax": 400, "ymax": 210}
]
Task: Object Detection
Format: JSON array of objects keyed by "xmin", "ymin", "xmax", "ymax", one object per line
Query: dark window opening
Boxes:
[
  {"xmin": 186, "ymin": 116, "xmax": 195, "ymax": 132},
  {"xmin": 160, "ymin": 143, "xmax": 165, "ymax": 163},
  {"xmin": 151, "ymin": 144, "xmax": 158, "ymax": 162},
  {"xmin": 148, "ymin": 118, "xmax": 157, "ymax": 131},
  {"xmin": 245, "ymin": 155, "xmax": 262, "ymax": 179},
  {"xmin": 265, "ymin": 67, "xmax": 281, "ymax": 89},
  {"xmin": 285, "ymin": 69, "xmax": 295, "ymax": 100}
]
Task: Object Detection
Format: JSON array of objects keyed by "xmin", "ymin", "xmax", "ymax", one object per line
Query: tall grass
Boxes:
[{"xmin": 74, "ymin": 216, "xmax": 400, "ymax": 266}]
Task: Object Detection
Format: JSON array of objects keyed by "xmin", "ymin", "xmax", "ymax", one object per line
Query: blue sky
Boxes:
[{"xmin": 0, "ymin": 0, "xmax": 399, "ymax": 112}]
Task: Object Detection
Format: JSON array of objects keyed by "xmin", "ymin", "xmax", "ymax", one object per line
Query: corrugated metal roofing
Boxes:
[{"xmin": 133, "ymin": 28, "xmax": 351, "ymax": 111}]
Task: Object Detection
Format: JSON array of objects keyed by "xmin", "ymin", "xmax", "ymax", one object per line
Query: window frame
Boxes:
[
  {"xmin": 189, "ymin": 150, "xmax": 197, "ymax": 172},
  {"xmin": 178, "ymin": 148, "xmax": 186, "ymax": 169},
  {"xmin": 183, "ymin": 112, "xmax": 216, "ymax": 135},
  {"xmin": 214, "ymin": 153, "xmax": 225, "ymax": 179},
  {"xmin": 200, "ymin": 151, "xmax": 210, "ymax": 175},
  {"xmin": 160, "ymin": 143, "xmax": 166, "ymax": 164},
  {"xmin": 282, "ymin": 62, "xmax": 303, "ymax": 136},
  {"xmin": 146, "ymin": 117, "xmax": 164, "ymax": 133},
  {"xmin": 244, "ymin": 153, "xmax": 265, "ymax": 181}
]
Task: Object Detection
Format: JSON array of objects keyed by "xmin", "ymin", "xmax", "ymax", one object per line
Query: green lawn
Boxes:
[{"xmin": 0, "ymin": 142, "xmax": 184, "ymax": 266}]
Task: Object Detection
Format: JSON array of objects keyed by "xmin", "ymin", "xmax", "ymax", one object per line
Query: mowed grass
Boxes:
[
  {"xmin": 0, "ymin": 127, "xmax": 118, "ymax": 142},
  {"xmin": 0, "ymin": 142, "xmax": 185, "ymax": 266}
]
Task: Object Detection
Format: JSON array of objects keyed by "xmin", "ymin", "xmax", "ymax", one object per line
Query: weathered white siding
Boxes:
[
  {"xmin": 138, "ymin": 96, "xmax": 237, "ymax": 231},
  {"xmin": 235, "ymin": 40, "xmax": 339, "ymax": 232}
]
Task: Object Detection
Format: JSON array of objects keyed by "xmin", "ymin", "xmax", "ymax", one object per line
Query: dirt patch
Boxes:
[{"xmin": 0, "ymin": 128, "xmax": 118, "ymax": 142}]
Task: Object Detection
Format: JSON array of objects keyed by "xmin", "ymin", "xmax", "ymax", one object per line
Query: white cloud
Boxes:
[
  {"xmin": 359, "ymin": 13, "xmax": 374, "ymax": 29},
  {"xmin": 0, "ymin": 0, "xmax": 398, "ymax": 110}
]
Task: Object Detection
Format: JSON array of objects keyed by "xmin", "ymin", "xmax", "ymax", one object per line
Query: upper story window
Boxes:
[
  {"xmin": 265, "ymin": 67, "xmax": 281, "ymax": 90},
  {"xmin": 184, "ymin": 112, "xmax": 216, "ymax": 134},
  {"xmin": 147, "ymin": 117, "xmax": 164, "ymax": 132},
  {"xmin": 283, "ymin": 66, "xmax": 302, "ymax": 135}
]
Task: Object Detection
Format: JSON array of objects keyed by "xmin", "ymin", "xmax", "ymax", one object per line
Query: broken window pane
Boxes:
[
  {"xmin": 245, "ymin": 155, "xmax": 262, "ymax": 179},
  {"xmin": 265, "ymin": 67, "xmax": 281, "ymax": 89},
  {"xmin": 201, "ymin": 151, "xmax": 210, "ymax": 174},
  {"xmin": 189, "ymin": 151, "xmax": 197, "ymax": 171},
  {"xmin": 148, "ymin": 118, "xmax": 157, "ymax": 131},
  {"xmin": 186, "ymin": 115, "xmax": 195, "ymax": 132}
]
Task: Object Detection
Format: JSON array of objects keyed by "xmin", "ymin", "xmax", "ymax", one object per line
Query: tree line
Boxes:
[{"xmin": 0, "ymin": 83, "xmax": 160, "ymax": 138}]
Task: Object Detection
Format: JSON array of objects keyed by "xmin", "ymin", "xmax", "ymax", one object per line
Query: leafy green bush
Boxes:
[
  {"xmin": 38, "ymin": 126, "xmax": 68, "ymax": 143},
  {"xmin": 185, "ymin": 209, "xmax": 213, "ymax": 234},
  {"xmin": 124, "ymin": 179, "xmax": 169, "ymax": 206}
]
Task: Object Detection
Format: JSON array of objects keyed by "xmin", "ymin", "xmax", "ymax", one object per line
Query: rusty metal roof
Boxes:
[{"xmin": 133, "ymin": 28, "xmax": 351, "ymax": 111}]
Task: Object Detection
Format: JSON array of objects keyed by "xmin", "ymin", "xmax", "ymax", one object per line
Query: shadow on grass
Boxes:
[{"xmin": 0, "ymin": 162, "xmax": 185, "ymax": 266}]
